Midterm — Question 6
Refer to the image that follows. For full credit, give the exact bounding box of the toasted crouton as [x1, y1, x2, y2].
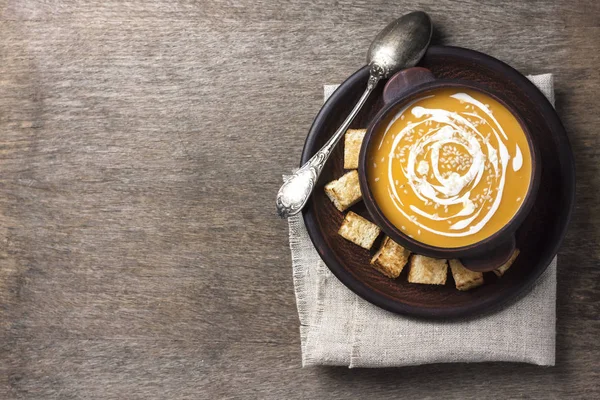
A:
[449, 259, 484, 291]
[344, 129, 366, 169]
[338, 211, 380, 250]
[370, 237, 411, 278]
[324, 170, 362, 211]
[494, 249, 520, 277]
[408, 255, 448, 285]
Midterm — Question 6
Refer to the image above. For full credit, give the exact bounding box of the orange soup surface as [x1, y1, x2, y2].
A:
[367, 88, 532, 248]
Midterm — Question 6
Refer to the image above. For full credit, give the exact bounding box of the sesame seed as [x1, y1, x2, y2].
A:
[418, 229, 421, 235]
[374, 177, 379, 182]
[401, 226, 406, 230]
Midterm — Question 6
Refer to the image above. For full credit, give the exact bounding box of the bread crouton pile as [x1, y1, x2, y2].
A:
[326, 128, 519, 290]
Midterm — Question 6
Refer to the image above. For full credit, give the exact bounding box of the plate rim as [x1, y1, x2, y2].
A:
[300, 45, 575, 319]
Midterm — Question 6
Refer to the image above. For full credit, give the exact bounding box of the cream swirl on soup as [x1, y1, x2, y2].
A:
[368, 88, 532, 248]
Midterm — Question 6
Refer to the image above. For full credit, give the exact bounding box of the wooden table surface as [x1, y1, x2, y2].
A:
[0, 1, 598, 399]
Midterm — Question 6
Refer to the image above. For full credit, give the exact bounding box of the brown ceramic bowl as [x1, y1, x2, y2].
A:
[301, 45, 575, 318]
[358, 71, 541, 272]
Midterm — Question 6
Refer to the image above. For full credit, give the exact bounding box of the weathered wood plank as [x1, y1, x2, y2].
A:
[0, 1, 598, 399]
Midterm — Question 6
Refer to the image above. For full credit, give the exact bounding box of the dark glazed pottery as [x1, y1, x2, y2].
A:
[358, 75, 541, 272]
[301, 46, 575, 319]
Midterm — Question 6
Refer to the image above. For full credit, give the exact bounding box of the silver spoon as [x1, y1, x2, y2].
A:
[276, 11, 433, 218]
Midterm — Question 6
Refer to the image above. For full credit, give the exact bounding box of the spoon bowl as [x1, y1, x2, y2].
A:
[367, 12, 433, 77]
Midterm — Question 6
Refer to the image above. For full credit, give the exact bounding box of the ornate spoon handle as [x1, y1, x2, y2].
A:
[276, 69, 383, 218]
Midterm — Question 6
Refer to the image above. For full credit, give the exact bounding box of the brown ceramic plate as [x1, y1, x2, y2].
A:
[301, 45, 575, 319]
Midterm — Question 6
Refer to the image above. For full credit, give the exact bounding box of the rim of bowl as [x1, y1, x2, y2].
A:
[358, 79, 541, 259]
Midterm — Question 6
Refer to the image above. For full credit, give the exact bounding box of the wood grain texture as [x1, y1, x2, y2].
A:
[0, 0, 597, 399]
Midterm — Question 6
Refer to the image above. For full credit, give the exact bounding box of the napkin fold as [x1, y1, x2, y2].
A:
[288, 74, 556, 368]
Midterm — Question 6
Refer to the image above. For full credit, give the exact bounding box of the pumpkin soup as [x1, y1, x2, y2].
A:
[367, 88, 532, 248]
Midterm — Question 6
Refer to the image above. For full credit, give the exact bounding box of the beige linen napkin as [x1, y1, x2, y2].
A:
[288, 74, 556, 368]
